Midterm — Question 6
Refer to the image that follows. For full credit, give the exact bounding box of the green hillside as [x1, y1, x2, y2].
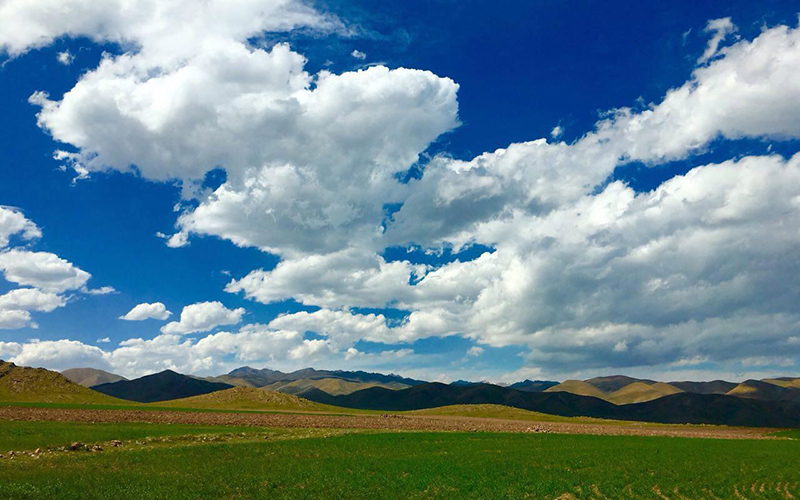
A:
[0, 361, 126, 405]
[265, 377, 410, 396]
[153, 387, 343, 412]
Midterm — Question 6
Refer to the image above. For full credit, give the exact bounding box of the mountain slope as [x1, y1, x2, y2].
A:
[763, 377, 800, 389]
[624, 393, 800, 428]
[264, 377, 410, 396]
[544, 380, 608, 399]
[607, 382, 682, 405]
[93, 370, 233, 403]
[303, 381, 800, 427]
[669, 380, 738, 394]
[305, 382, 626, 419]
[726, 380, 800, 402]
[221, 366, 426, 388]
[585, 375, 655, 393]
[508, 380, 559, 392]
[155, 387, 338, 412]
[61, 368, 127, 387]
[0, 361, 124, 404]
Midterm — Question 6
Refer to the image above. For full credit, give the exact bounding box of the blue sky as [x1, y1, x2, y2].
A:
[1, 1, 799, 382]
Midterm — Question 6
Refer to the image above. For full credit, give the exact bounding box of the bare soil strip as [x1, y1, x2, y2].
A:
[0, 406, 777, 440]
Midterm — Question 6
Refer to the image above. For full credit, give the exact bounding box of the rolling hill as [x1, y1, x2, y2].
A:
[508, 379, 559, 392]
[304, 381, 800, 427]
[0, 361, 124, 404]
[154, 387, 339, 412]
[726, 380, 800, 402]
[305, 382, 627, 419]
[544, 380, 608, 399]
[669, 380, 738, 394]
[585, 375, 655, 392]
[607, 382, 682, 405]
[61, 368, 127, 387]
[218, 366, 426, 388]
[263, 377, 410, 396]
[764, 377, 800, 389]
[93, 370, 233, 403]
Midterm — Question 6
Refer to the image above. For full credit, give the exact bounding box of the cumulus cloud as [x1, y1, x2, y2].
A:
[0, 288, 66, 313]
[467, 346, 484, 357]
[351, 49, 366, 60]
[0, 310, 33, 329]
[7, 4, 800, 378]
[698, 17, 737, 63]
[0, 0, 338, 57]
[161, 301, 245, 335]
[56, 50, 74, 65]
[0, 249, 90, 293]
[0, 206, 40, 248]
[120, 302, 172, 321]
[9, 339, 109, 371]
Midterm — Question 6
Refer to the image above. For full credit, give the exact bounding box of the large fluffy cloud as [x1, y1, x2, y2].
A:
[0, 0, 336, 57]
[6, 4, 800, 378]
[0, 207, 41, 248]
[120, 302, 172, 321]
[161, 301, 245, 335]
[0, 249, 90, 293]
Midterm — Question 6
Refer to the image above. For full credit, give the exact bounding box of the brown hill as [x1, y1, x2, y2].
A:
[0, 361, 125, 404]
[62, 367, 127, 387]
[585, 375, 654, 392]
[607, 381, 682, 405]
[669, 380, 737, 394]
[544, 380, 607, 399]
[203, 374, 256, 387]
[155, 386, 339, 412]
[726, 380, 800, 402]
[264, 377, 410, 396]
[763, 377, 800, 389]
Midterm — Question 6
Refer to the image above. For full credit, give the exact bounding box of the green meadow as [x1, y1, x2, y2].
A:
[0, 421, 798, 499]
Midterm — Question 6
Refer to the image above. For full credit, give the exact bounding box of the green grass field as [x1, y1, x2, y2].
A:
[1, 421, 799, 499]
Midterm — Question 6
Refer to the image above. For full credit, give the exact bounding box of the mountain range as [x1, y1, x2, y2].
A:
[0, 361, 796, 427]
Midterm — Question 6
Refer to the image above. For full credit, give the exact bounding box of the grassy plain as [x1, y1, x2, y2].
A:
[0, 420, 799, 499]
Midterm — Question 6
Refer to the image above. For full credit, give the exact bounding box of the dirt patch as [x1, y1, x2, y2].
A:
[0, 406, 775, 440]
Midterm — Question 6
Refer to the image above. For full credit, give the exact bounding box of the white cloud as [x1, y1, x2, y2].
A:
[550, 125, 563, 139]
[698, 17, 737, 63]
[6, 6, 800, 378]
[467, 346, 484, 357]
[0, 310, 33, 329]
[0, 249, 90, 293]
[96, 337, 110, 344]
[0, 0, 338, 57]
[161, 301, 245, 334]
[0, 288, 66, 313]
[9, 339, 109, 371]
[268, 308, 395, 348]
[83, 286, 117, 295]
[0, 341, 22, 358]
[0, 206, 40, 248]
[351, 49, 366, 60]
[56, 50, 74, 65]
[120, 302, 172, 321]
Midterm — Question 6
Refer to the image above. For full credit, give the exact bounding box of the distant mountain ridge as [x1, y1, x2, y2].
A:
[213, 366, 427, 388]
[302, 381, 800, 427]
[545, 375, 800, 405]
[62, 368, 126, 387]
[93, 370, 233, 403]
[508, 380, 559, 392]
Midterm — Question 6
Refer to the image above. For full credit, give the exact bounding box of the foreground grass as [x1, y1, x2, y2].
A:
[0, 421, 266, 451]
[1, 422, 799, 499]
[408, 403, 652, 426]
